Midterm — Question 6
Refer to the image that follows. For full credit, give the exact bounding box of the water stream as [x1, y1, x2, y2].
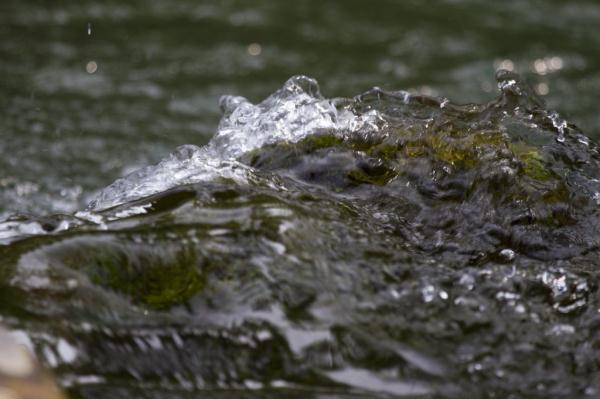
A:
[2, 1, 600, 398]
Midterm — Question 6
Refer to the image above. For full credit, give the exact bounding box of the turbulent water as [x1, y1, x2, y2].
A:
[2, 72, 600, 399]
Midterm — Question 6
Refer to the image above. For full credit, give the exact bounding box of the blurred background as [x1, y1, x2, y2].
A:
[1, 0, 599, 218]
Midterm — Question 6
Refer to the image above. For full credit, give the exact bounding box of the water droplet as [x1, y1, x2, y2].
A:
[244, 380, 263, 390]
[247, 43, 262, 56]
[459, 274, 475, 290]
[533, 59, 547, 75]
[549, 56, 564, 70]
[496, 291, 520, 301]
[422, 284, 436, 303]
[499, 248, 515, 262]
[87, 22, 92, 35]
[468, 362, 483, 373]
[535, 82, 549, 95]
[256, 330, 272, 341]
[533, 56, 564, 75]
[548, 111, 567, 140]
[86, 61, 98, 74]
[548, 324, 575, 335]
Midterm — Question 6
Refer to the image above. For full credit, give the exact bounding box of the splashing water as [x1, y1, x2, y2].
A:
[88, 76, 384, 211]
[2, 71, 600, 399]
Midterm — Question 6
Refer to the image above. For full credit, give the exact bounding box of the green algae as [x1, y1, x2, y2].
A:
[58, 242, 206, 310]
[346, 164, 396, 186]
[242, 130, 567, 204]
[298, 133, 345, 150]
[509, 142, 556, 181]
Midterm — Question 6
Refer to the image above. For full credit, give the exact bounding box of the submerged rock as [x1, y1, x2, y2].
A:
[0, 326, 64, 399]
[90, 70, 600, 262]
[1, 72, 600, 398]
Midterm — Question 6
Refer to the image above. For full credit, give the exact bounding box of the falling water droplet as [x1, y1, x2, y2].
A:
[87, 22, 92, 36]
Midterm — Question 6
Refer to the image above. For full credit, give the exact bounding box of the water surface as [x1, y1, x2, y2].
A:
[1, 2, 600, 399]
[1, 0, 599, 216]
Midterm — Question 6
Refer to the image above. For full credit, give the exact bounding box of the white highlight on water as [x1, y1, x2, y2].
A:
[89, 76, 383, 210]
[57, 339, 78, 363]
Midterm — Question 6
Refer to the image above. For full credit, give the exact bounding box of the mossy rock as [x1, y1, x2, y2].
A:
[58, 242, 206, 310]
[346, 162, 397, 186]
[509, 142, 556, 181]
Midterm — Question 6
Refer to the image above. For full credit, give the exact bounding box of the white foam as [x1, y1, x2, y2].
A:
[88, 76, 383, 211]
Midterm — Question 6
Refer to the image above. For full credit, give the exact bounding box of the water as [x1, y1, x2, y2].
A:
[2, 0, 600, 218]
[2, 1, 600, 398]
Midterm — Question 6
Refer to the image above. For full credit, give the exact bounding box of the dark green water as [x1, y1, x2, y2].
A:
[1, 1, 600, 398]
[2, 0, 600, 217]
